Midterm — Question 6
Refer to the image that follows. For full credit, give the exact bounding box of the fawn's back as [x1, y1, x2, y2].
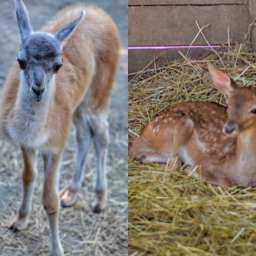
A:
[130, 65, 256, 187]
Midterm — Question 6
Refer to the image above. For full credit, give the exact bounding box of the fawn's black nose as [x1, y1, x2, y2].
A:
[224, 121, 239, 135]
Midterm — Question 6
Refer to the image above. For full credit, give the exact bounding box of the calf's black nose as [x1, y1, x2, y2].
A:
[31, 86, 45, 102]
[35, 80, 42, 88]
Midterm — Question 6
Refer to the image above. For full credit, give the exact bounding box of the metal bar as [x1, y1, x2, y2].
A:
[128, 44, 225, 50]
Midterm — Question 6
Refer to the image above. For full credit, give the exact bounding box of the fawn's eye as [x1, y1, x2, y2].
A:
[53, 63, 62, 73]
[250, 108, 256, 114]
[17, 58, 27, 70]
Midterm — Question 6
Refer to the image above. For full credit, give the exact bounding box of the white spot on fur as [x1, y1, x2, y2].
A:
[223, 142, 233, 153]
[194, 133, 208, 153]
[7, 107, 49, 148]
[153, 125, 160, 134]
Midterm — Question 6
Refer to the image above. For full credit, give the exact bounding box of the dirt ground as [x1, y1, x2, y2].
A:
[0, 1, 127, 255]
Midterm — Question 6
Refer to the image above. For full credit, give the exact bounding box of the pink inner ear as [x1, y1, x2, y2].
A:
[209, 65, 232, 95]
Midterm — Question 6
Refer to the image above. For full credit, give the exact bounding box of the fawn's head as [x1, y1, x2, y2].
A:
[14, 0, 85, 102]
[209, 64, 256, 136]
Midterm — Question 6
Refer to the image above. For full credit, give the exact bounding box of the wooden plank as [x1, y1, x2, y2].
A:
[249, 0, 256, 19]
[248, 0, 256, 50]
[129, 0, 247, 6]
[129, 5, 248, 45]
[128, 4, 249, 72]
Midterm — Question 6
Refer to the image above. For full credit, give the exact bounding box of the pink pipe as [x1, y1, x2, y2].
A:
[128, 44, 224, 50]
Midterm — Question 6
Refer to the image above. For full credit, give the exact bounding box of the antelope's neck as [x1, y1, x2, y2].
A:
[16, 72, 53, 121]
[8, 73, 55, 148]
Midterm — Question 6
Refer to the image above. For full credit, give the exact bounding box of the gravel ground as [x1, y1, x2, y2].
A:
[0, 1, 128, 255]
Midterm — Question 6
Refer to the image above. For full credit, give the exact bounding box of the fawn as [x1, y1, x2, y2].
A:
[0, 0, 120, 255]
[130, 64, 256, 187]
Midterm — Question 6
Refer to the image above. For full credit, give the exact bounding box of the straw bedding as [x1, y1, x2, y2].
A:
[128, 46, 256, 256]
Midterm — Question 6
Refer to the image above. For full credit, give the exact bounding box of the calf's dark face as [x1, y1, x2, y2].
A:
[14, 0, 85, 101]
[17, 33, 63, 101]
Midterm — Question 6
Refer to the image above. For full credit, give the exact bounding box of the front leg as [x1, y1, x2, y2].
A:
[43, 152, 64, 256]
[10, 147, 37, 231]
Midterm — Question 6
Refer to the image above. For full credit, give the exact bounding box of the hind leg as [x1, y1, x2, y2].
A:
[61, 108, 93, 207]
[89, 113, 109, 213]
[133, 118, 194, 166]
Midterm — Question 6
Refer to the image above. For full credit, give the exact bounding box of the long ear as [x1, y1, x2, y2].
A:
[14, 0, 33, 43]
[55, 11, 85, 45]
[208, 64, 234, 96]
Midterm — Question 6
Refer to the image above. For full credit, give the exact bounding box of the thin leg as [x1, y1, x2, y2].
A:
[43, 152, 64, 256]
[90, 114, 109, 213]
[61, 110, 93, 207]
[10, 147, 36, 231]
[138, 152, 173, 164]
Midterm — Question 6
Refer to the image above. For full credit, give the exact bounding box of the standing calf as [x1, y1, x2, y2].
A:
[0, 0, 120, 255]
[131, 64, 256, 187]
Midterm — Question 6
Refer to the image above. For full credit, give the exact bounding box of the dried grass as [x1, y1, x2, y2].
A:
[0, 122, 127, 256]
[128, 45, 256, 255]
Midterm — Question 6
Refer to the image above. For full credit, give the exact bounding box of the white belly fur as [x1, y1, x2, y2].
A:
[7, 109, 48, 148]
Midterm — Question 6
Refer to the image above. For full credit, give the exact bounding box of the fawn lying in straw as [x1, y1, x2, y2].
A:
[0, 0, 120, 255]
[131, 64, 256, 187]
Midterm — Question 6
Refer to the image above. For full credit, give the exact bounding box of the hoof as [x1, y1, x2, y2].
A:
[9, 216, 29, 232]
[60, 200, 71, 208]
[9, 225, 19, 233]
[138, 154, 147, 164]
[51, 248, 64, 256]
[92, 203, 105, 214]
[92, 190, 107, 214]
[60, 187, 78, 208]
[51, 241, 64, 256]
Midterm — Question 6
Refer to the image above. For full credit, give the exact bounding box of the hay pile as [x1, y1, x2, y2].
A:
[0, 124, 127, 256]
[129, 46, 256, 255]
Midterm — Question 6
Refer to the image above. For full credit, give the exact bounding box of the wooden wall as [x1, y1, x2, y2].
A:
[129, 0, 255, 73]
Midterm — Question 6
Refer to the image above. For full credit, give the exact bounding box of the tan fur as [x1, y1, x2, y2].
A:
[22, 147, 36, 187]
[2, 4, 120, 255]
[1, 5, 120, 152]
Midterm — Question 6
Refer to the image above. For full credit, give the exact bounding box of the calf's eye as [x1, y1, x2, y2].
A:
[34, 55, 42, 61]
[53, 63, 62, 73]
[17, 58, 27, 70]
[250, 108, 256, 114]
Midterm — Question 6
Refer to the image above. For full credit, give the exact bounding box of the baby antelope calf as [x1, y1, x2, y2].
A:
[0, 0, 120, 255]
[131, 64, 256, 187]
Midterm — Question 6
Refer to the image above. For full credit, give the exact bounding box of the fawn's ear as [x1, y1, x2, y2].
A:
[14, 0, 33, 44]
[208, 64, 234, 96]
[55, 11, 85, 46]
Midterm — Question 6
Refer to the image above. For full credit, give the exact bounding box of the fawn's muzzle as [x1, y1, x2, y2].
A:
[223, 121, 239, 135]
